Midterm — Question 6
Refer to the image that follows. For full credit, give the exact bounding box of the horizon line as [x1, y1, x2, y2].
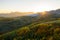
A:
[0, 8, 60, 13]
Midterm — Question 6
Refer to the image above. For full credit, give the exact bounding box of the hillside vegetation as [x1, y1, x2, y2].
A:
[0, 20, 60, 40]
[0, 9, 60, 40]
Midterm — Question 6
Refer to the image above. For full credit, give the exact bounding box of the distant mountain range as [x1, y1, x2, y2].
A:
[0, 12, 35, 17]
[0, 9, 60, 17]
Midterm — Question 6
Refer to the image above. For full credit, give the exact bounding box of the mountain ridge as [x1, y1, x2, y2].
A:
[0, 9, 60, 17]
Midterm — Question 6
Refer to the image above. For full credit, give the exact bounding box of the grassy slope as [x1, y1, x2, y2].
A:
[0, 20, 60, 40]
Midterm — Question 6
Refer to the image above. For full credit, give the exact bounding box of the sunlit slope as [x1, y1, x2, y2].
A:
[0, 20, 60, 40]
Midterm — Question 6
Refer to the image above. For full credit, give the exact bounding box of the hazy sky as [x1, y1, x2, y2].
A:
[0, 0, 60, 13]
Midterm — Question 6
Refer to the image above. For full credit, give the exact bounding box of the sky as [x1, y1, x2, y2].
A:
[0, 0, 60, 13]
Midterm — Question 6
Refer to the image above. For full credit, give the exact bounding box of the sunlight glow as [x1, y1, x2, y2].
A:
[41, 11, 47, 15]
[0, 3, 54, 13]
[0, 0, 60, 13]
[0, 10, 11, 13]
[28, 4, 53, 13]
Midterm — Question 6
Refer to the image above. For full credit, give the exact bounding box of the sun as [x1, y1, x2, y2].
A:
[33, 3, 52, 12]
